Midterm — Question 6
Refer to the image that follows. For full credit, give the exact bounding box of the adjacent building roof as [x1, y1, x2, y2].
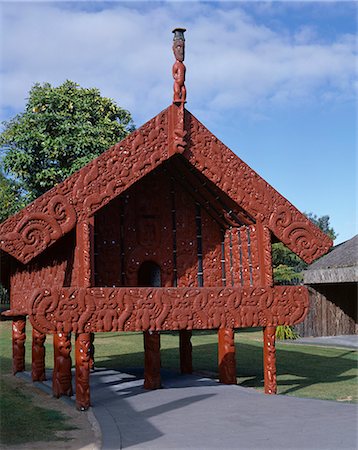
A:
[304, 234, 358, 284]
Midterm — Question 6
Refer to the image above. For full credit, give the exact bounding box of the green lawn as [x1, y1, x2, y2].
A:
[1, 321, 356, 404]
[0, 322, 357, 445]
[0, 321, 76, 446]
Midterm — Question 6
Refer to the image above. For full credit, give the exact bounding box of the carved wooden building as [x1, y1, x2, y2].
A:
[0, 29, 332, 410]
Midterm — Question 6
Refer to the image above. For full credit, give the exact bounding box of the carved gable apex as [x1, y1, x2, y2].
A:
[183, 110, 332, 263]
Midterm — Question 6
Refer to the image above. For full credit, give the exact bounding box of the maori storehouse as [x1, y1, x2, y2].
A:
[0, 29, 332, 410]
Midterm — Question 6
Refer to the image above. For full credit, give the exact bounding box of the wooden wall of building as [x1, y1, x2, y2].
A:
[296, 283, 358, 337]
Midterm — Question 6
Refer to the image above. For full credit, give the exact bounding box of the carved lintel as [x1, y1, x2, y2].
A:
[12, 318, 26, 374]
[27, 286, 310, 334]
[53, 332, 73, 398]
[263, 326, 277, 394]
[143, 331, 161, 389]
[179, 330, 192, 374]
[218, 328, 236, 384]
[32, 328, 46, 382]
[75, 332, 91, 410]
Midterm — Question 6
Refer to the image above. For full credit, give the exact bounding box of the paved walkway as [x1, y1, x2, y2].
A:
[286, 334, 358, 349]
[89, 368, 357, 450]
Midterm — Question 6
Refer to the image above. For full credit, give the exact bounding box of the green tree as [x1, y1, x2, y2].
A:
[0, 80, 134, 207]
[0, 171, 27, 223]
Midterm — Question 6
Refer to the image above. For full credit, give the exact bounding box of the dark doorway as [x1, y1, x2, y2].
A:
[138, 261, 162, 287]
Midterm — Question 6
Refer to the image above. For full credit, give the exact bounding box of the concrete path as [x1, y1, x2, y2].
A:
[89, 368, 358, 450]
[286, 334, 358, 349]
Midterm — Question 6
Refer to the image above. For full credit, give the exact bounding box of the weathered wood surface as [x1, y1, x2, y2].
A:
[295, 284, 357, 337]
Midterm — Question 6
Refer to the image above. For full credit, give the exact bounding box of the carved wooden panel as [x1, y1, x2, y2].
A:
[175, 183, 198, 288]
[185, 111, 332, 263]
[225, 225, 273, 288]
[94, 198, 122, 287]
[123, 169, 174, 287]
[27, 285, 309, 334]
[0, 108, 169, 263]
[10, 232, 74, 313]
[201, 209, 223, 287]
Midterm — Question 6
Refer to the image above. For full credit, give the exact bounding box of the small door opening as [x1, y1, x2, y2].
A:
[138, 261, 162, 287]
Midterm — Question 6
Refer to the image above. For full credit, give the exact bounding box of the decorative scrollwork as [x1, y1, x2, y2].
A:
[27, 286, 309, 335]
[185, 112, 333, 263]
[0, 110, 169, 263]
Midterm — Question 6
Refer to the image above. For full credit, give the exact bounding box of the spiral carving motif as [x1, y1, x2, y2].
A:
[1, 196, 76, 264]
[0, 109, 169, 263]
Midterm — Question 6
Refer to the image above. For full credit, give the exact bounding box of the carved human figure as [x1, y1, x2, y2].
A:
[172, 30, 186, 103]
[263, 326, 277, 394]
[32, 328, 46, 381]
[75, 332, 91, 410]
[12, 318, 26, 374]
[53, 332, 73, 398]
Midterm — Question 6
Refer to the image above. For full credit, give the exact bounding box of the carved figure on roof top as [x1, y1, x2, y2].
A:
[172, 28, 187, 103]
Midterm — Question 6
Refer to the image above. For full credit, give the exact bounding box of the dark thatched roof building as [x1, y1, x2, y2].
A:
[298, 235, 358, 337]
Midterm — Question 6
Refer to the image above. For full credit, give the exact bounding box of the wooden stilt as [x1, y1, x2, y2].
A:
[12, 317, 26, 375]
[89, 332, 95, 370]
[75, 332, 91, 410]
[32, 328, 46, 381]
[53, 332, 73, 397]
[143, 331, 161, 389]
[218, 328, 237, 384]
[179, 330, 193, 374]
[263, 326, 277, 394]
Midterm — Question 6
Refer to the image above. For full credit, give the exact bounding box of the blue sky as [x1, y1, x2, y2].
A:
[0, 1, 356, 244]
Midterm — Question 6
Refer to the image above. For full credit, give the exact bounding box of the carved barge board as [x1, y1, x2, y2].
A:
[26, 286, 309, 335]
[0, 105, 332, 266]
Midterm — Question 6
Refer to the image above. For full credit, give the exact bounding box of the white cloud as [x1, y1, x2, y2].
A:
[0, 2, 356, 125]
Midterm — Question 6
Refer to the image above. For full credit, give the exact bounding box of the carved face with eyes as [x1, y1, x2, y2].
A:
[173, 39, 185, 62]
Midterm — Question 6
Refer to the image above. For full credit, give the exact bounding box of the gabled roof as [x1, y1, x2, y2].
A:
[0, 104, 332, 265]
[304, 234, 358, 284]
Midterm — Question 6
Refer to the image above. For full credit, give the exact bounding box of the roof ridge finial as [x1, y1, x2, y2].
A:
[172, 28, 186, 104]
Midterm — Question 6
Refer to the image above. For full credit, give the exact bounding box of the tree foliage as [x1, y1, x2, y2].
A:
[0, 171, 27, 223]
[0, 80, 134, 205]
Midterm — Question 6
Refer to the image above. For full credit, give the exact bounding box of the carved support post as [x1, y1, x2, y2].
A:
[32, 328, 46, 381]
[179, 330, 192, 374]
[143, 331, 161, 389]
[218, 328, 237, 384]
[75, 219, 94, 405]
[263, 326, 277, 394]
[75, 332, 91, 410]
[89, 332, 95, 370]
[12, 317, 26, 374]
[77, 217, 94, 315]
[53, 332, 73, 398]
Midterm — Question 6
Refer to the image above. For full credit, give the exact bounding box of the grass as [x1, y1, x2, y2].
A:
[0, 321, 76, 446]
[0, 321, 357, 445]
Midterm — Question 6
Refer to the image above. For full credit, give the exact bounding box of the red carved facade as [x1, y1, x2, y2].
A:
[1, 34, 332, 409]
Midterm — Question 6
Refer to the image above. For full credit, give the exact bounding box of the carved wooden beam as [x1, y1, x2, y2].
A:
[27, 286, 309, 335]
